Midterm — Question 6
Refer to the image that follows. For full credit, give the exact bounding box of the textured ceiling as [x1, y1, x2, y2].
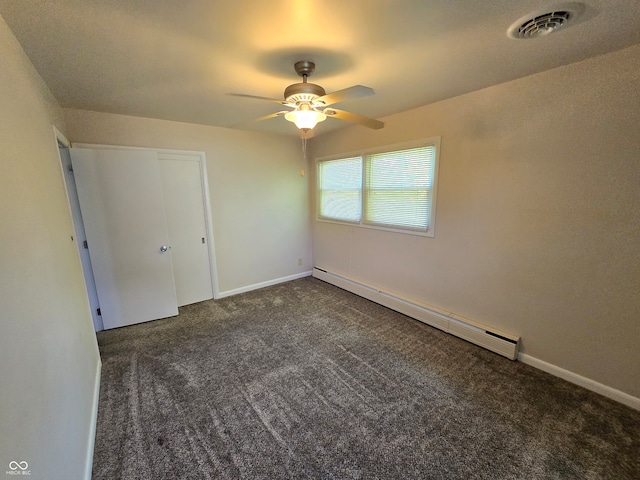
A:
[1, 0, 639, 137]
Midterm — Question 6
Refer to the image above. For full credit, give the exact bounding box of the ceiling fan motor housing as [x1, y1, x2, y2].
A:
[284, 82, 326, 104]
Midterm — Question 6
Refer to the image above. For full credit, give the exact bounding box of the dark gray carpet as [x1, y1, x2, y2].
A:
[92, 277, 640, 479]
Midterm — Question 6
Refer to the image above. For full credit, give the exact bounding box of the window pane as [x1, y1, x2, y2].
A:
[364, 146, 435, 231]
[366, 191, 430, 229]
[318, 157, 362, 222]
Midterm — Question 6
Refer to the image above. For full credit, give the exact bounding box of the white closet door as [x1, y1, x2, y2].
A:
[71, 148, 178, 329]
[159, 153, 214, 306]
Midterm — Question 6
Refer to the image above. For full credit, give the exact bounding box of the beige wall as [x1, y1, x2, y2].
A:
[310, 45, 640, 400]
[0, 16, 101, 479]
[62, 110, 312, 295]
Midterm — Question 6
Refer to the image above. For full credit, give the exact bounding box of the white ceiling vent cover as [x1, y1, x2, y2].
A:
[517, 11, 571, 38]
[508, 3, 586, 39]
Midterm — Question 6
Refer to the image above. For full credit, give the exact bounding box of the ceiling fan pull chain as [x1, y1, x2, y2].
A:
[301, 133, 307, 159]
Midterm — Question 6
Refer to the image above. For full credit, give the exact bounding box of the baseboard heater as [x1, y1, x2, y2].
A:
[312, 268, 520, 360]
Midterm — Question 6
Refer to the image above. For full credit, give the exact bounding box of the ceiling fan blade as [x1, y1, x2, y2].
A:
[314, 85, 375, 107]
[253, 111, 290, 122]
[228, 110, 289, 129]
[323, 108, 384, 130]
[227, 93, 293, 107]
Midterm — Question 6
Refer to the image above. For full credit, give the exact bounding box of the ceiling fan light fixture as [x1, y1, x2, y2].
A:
[285, 107, 326, 130]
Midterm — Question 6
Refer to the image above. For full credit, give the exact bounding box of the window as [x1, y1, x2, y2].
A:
[317, 156, 362, 223]
[316, 139, 439, 236]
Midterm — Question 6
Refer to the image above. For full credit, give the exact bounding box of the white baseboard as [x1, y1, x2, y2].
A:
[84, 359, 102, 480]
[313, 268, 519, 360]
[216, 271, 312, 299]
[518, 353, 640, 411]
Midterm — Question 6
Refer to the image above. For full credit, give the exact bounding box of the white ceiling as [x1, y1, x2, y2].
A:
[1, 0, 639, 137]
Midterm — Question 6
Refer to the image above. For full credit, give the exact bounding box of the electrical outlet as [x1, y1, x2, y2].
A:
[298, 258, 303, 266]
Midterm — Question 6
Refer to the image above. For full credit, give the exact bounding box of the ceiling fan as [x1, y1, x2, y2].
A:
[229, 60, 384, 135]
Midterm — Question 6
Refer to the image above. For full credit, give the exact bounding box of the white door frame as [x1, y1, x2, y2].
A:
[53, 127, 103, 331]
[72, 143, 220, 300]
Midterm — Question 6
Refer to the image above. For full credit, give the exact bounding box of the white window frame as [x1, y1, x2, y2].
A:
[316, 137, 441, 237]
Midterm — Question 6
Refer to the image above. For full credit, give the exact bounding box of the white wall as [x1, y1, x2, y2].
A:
[62, 110, 312, 295]
[310, 45, 640, 401]
[0, 16, 101, 479]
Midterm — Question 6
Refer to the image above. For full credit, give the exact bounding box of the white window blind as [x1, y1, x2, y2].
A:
[316, 139, 439, 236]
[317, 156, 362, 222]
[363, 146, 435, 231]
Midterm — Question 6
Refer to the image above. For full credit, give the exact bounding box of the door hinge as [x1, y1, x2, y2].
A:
[97, 308, 101, 316]
[83, 240, 88, 249]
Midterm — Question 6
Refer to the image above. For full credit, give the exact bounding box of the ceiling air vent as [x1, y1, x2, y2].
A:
[508, 3, 586, 39]
[517, 11, 571, 38]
